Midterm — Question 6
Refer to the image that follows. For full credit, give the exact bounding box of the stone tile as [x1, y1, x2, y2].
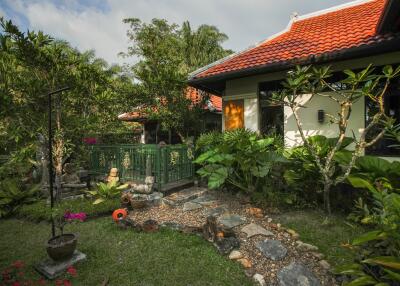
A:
[241, 223, 274, 238]
[35, 250, 86, 279]
[277, 262, 320, 286]
[205, 206, 228, 217]
[256, 239, 287, 261]
[183, 201, 203, 211]
[218, 214, 246, 229]
[192, 195, 218, 206]
[163, 187, 208, 206]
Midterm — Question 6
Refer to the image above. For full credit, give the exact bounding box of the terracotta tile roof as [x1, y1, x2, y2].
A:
[193, 0, 391, 79]
[118, 88, 221, 122]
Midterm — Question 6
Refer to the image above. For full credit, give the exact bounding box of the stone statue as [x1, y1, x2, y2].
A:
[130, 176, 155, 194]
[106, 168, 120, 183]
[61, 163, 80, 184]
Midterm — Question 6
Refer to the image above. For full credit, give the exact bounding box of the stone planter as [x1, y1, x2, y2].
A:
[46, 233, 77, 261]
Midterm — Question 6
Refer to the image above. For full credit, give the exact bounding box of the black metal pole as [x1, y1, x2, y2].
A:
[48, 86, 70, 238]
[48, 92, 55, 237]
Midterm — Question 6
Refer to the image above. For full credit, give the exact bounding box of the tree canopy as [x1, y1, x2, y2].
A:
[122, 18, 232, 139]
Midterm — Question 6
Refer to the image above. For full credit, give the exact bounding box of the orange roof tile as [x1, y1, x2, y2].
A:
[193, 0, 391, 79]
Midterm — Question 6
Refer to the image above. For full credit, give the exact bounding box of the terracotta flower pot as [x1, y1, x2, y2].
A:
[46, 233, 77, 261]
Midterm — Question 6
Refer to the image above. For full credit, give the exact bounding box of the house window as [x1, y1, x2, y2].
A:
[224, 100, 244, 130]
[366, 80, 400, 156]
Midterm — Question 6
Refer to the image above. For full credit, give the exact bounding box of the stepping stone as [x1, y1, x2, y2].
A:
[218, 214, 247, 229]
[192, 195, 217, 206]
[215, 237, 240, 255]
[277, 262, 320, 286]
[205, 206, 228, 217]
[256, 239, 287, 261]
[163, 187, 208, 206]
[183, 201, 203, 211]
[241, 223, 274, 238]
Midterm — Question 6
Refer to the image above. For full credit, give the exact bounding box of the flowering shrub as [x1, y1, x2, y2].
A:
[0, 261, 77, 285]
[53, 211, 87, 236]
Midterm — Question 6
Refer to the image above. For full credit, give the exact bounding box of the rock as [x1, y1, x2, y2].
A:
[241, 223, 274, 238]
[228, 250, 243, 260]
[245, 207, 264, 218]
[142, 219, 159, 233]
[253, 273, 266, 286]
[277, 262, 320, 286]
[181, 225, 203, 235]
[318, 260, 331, 271]
[296, 241, 319, 252]
[237, 258, 252, 268]
[161, 222, 184, 231]
[218, 214, 247, 229]
[256, 239, 288, 261]
[148, 192, 163, 206]
[277, 223, 281, 229]
[163, 187, 208, 206]
[205, 206, 227, 217]
[312, 252, 324, 260]
[191, 195, 217, 206]
[244, 268, 256, 278]
[267, 217, 273, 223]
[183, 201, 203, 211]
[215, 237, 240, 255]
[286, 229, 299, 239]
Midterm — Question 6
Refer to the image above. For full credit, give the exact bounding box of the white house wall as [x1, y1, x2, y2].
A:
[284, 93, 365, 147]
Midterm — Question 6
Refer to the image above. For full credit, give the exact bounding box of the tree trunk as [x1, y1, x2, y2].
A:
[323, 181, 332, 216]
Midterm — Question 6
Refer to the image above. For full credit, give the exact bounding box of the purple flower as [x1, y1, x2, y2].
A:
[64, 212, 87, 222]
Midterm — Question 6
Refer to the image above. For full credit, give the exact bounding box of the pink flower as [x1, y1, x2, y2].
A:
[64, 212, 86, 222]
[63, 280, 72, 286]
[12, 282, 21, 286]
[55, 280, 63, 286]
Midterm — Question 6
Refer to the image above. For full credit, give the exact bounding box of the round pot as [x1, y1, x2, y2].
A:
[46, 233, 77, 261]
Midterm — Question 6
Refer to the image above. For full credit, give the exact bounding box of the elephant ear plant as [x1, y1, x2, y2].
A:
[194, 129, 286, 193]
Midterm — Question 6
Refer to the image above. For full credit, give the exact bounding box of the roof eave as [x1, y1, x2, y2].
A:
[188, 36, 400, 91]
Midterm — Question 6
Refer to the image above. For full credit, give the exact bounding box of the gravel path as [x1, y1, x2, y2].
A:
[128, 188, 338, 286]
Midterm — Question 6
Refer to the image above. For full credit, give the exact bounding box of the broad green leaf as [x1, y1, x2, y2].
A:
[363, 256, 400, 270]
[93, 198, 105, 205]
[347, 176, 376, 192]
[345, 275, 376, 286]
[383, 269, 400, 281]
[352, 230, 386, 245]
[207, 166, 228, 189]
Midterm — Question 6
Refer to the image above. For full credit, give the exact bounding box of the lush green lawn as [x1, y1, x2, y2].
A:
[273, 210, 365, 267]
[0, 218, 253, 286]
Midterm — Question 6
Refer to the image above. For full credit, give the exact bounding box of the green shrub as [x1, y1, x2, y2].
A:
[0, 179, 40, 218]
[335, 158, 400, 284]
[87, 181, 129, 204]
[17, 197, 121, 222]
[194, 129, 286, 193]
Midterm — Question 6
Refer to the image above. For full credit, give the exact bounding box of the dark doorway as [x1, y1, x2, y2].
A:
[259, 81, 284, 136]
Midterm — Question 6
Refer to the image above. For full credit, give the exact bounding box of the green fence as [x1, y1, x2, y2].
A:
[88, 144, 194, 190]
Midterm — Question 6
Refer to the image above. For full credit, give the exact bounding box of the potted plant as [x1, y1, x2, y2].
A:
[46, 210, 86, 261]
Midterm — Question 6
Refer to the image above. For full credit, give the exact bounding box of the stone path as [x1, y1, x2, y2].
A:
[128, 187, 335, 285]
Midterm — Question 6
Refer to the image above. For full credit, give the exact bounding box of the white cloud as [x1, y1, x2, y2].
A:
[3, 0, 351, 66]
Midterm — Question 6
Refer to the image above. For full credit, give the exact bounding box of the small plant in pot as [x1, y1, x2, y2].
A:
[47, 210, 86, 262]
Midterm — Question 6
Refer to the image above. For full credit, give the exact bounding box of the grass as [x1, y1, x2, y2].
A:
[0, 218, 254, 286]
[272, 210, 366, 267]
[16, 198, 120, 222]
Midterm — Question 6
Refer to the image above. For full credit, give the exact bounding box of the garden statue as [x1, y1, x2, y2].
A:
[37, 133, 49, 187]
[61, 163, 80, 184]
[130, 176, 155, 194]
[106, 168, 119, 183]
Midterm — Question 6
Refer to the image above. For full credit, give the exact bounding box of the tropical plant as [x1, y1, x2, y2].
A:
[0, 179, 40, 217]
[87, 181, 129, 205]
[335, 167, 400, 285]
[272, 65, 400, 214]
[194, 129, 286, 192]
[195, 131, 224, 154]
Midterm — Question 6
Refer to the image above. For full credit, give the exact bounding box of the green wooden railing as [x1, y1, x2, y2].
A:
[88, 144, 194, 190]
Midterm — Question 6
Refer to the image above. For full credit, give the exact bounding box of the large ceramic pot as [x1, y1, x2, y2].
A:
[46, 233, 77, 261]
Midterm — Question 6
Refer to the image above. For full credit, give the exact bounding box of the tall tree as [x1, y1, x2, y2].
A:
[122, 18, 232, 140]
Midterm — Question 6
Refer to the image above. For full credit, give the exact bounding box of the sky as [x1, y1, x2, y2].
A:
[0, 0, 353, 66]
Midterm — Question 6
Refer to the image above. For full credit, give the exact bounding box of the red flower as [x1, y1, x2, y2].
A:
[63, 280, 72, 286]
[12, 282, 21, 286]
[12, 260, 24, 269]
[37, 278, 47, 285]
[66, 266, 77, 277]
[55, 280, 63, 286]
